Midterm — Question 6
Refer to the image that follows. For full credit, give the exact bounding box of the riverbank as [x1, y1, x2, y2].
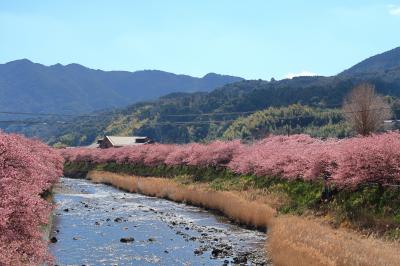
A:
[83, 170, 400, 266]
[41, 190, 55, 242]
[64, 161, 400, 238]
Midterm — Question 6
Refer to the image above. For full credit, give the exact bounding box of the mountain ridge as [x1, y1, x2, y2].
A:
[341, 46, 400, 75]
[4, 59, 240, 79]
[0, 59, 243, 114]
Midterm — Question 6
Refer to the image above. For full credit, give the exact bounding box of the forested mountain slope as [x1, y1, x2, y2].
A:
[341, 47, 400, 75]
[0, 59, 242, 114]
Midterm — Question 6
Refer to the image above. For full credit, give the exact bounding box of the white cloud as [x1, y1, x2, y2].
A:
[285, 70, 318, 79]
[388, 4, 400, 16]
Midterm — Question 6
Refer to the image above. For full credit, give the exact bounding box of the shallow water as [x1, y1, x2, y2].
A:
[50, 178, 269, 265]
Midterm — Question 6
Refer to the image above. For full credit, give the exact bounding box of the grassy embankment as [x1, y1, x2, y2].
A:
[64, 162, 400, 266]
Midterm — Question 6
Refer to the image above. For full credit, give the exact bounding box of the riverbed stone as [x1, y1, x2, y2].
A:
[120, 237, 134, 243]
[114, 217, 123, 223]
[194, 249, 203, 255]
[233, 254, 248, 264]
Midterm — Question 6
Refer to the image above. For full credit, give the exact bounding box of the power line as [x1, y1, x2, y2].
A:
[150, 119, 238, 125]
[0, 106, 396, 126]
[161, 110, 259, 117]
[0, 119, 75, 124]
[0, 103, 346, 118]
[0, 111, 116, 118]
[0, 120, 50, 125]
[0, 109, 266, 118]
[159, 103, 349, 117]
[160, 103, 393, 118]
[0, 102, 389, 119]
[156, 106, 394, 125]
[0, 119, 238, 126]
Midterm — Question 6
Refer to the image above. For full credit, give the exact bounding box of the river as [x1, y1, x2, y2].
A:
[49, 178, 269, 265]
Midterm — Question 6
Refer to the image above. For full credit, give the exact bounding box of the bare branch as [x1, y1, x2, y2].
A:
[343, 83, 391, 136]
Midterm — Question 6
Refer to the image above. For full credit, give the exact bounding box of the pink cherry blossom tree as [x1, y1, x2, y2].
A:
[0, 132, 63, 265]
[61, 131, 400, 190]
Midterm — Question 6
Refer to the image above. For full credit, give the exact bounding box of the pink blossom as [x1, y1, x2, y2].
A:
[332, 132, 400, 188]
[61, 132, 400, 189]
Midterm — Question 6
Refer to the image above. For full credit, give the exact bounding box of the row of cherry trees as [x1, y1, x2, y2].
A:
[61, 131, 400, 189]
[0, 132, 64, 265]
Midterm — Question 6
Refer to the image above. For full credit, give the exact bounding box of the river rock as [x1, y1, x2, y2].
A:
[50, 237, 58, 243]
[120, 237, 134, 243]
[233, 255, 247, 264]
[194, 249, 203, 255]
[114, 217, 123, 223]
[211, 247, 225, 258]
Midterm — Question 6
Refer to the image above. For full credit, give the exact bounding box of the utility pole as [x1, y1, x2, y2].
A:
[286, 118, 291, 136]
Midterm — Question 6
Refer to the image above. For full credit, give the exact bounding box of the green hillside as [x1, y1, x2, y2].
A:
[222, 104, 350, 140]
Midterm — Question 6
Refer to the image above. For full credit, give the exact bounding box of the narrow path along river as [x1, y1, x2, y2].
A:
[50, 178, 270, 265]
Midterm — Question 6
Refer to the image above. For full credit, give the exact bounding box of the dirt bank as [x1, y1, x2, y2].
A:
[87, 171, 400, 266]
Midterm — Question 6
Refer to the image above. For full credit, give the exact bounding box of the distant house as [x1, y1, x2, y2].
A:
[97, 136, 153, 149]
[384, 120, 400, 130]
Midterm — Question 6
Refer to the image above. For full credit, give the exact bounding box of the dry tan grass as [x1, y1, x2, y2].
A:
[87, 171, 400, 266]
[88, 171, 276, 229]
[269, 215, 400, 266]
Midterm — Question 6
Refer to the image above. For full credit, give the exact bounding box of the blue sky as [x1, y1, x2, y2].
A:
[1, 1, 400, 80]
